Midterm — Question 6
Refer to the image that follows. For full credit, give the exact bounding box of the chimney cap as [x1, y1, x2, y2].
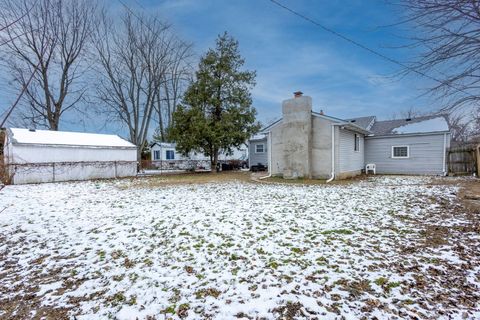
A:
[293, 91, 303, 98]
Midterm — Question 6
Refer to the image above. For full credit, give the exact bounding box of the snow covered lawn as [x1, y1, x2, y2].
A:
[0, 176, 479, 319]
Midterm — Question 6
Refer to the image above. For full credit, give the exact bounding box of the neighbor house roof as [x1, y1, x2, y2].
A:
[369, 115, 449, 136]
[8, 128, 136, 148]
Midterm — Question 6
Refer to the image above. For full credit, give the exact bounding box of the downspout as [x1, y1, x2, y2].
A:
[259, 131, 272, 180]
[326, 125, 336, 183]
[442, 132, 447, 176]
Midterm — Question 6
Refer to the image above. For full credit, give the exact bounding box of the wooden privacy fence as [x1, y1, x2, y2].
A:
[447, 144, 479, 175]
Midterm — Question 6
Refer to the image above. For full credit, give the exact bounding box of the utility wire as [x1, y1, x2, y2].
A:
[268, 0, 472, 97]
[0, 62, 40, 128]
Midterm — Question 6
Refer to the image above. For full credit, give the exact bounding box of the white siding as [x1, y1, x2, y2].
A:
[6, 144, 137, 184]
[338, 129, 364, 173]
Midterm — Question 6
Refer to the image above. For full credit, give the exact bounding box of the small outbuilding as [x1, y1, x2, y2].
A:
[3, 128, 137, 184]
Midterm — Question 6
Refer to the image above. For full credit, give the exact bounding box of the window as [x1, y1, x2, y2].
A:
[255, 144, 265, 153]
[153, 150, 160, 160]
[392, 146, 409, 158]
[354, 134, 360, 152]
[166, 150, 175, 160]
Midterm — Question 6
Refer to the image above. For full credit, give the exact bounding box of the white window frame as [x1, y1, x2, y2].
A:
[354, 134, 360, 152]
[391, 145, 409, 159]
[166, 150, 175, 160]
[255, 143, 265, 153]
[153, 150, 160, 160]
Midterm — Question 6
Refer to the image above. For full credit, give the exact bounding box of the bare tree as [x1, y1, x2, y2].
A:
[400, 0, 480, 112]
[390, 106, 426, 120]
[154, 41, 194, 142]
[446, 113, 473, 142]
[0, 0, 97, 130]
[95, 10, 190, 160]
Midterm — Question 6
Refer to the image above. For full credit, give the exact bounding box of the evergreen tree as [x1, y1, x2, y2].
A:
[168, 32, 260, 171]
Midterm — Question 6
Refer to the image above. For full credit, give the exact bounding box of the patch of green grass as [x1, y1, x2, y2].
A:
[163, 305, 176, 314]
[291, 247, 305, 254]
[256, 248, 266, 255]
[231, 267, 240, 276]
[97, 250, 106, 261]
[374, 277, 388, 286]
[321, 229, 353, 235]
[129, 272, 139, 282]
[316, 256, 329, 265]
[195, 288, 221, 299]
[268, 261, 279, 269]
[112, 274, 125, 282]
[143, 258, 153, 266]
[229, 253, 240, 261]
[385, 281, 401, 292]
[109, 292, 126, 306]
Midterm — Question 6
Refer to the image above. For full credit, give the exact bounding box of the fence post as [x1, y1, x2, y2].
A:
[52, 162, 55, 182]
[114, 161, 117, 178]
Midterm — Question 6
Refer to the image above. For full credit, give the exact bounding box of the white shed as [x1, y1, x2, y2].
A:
[3, 128, 137, 184]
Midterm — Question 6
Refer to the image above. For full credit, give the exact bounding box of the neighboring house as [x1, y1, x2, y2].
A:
[150, 142, 248, 170]
[3, 128, 137, 184]
[150, 142, 188, 161]
[252, 92, 450, 179]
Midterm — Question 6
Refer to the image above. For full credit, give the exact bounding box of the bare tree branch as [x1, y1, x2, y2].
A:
[0, 0, 98, 130]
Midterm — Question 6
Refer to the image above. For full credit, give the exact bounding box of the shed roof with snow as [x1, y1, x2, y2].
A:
[8, 128, 136, 149]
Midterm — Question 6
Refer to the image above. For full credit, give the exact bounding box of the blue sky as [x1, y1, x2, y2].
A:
[1, 0, 436, 133]
[133, 0, 434, 125]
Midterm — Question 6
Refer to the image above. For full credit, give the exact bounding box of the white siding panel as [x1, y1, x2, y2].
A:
[7, 144, 137, 184]
[338, 129, 364, 173]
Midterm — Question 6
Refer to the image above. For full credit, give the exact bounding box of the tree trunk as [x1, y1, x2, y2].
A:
[212, 148, 219, 173]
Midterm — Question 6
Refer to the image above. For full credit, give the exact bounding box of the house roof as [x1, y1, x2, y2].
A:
[261, 111, 371, 134]
[150, 141, 176, 148]
[8, 128, 136, 148]
[369, 115, 449, 136]
[344, 116, 376, 131]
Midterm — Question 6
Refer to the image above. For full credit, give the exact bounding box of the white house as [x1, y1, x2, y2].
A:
[3, 128, 137, 184]
[150, 142, 248, 166]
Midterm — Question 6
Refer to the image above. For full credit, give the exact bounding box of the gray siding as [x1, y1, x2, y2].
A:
[365, 133, 448, 174]
[249, 139, 268, 166]
[338, 129, 364, 173]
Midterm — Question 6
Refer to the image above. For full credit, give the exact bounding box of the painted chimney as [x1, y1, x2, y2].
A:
[319, 109, 324, 115]
[293, 91, 303, 98]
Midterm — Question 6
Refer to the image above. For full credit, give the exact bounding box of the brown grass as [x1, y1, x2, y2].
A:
[119, 171, 253, 189]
